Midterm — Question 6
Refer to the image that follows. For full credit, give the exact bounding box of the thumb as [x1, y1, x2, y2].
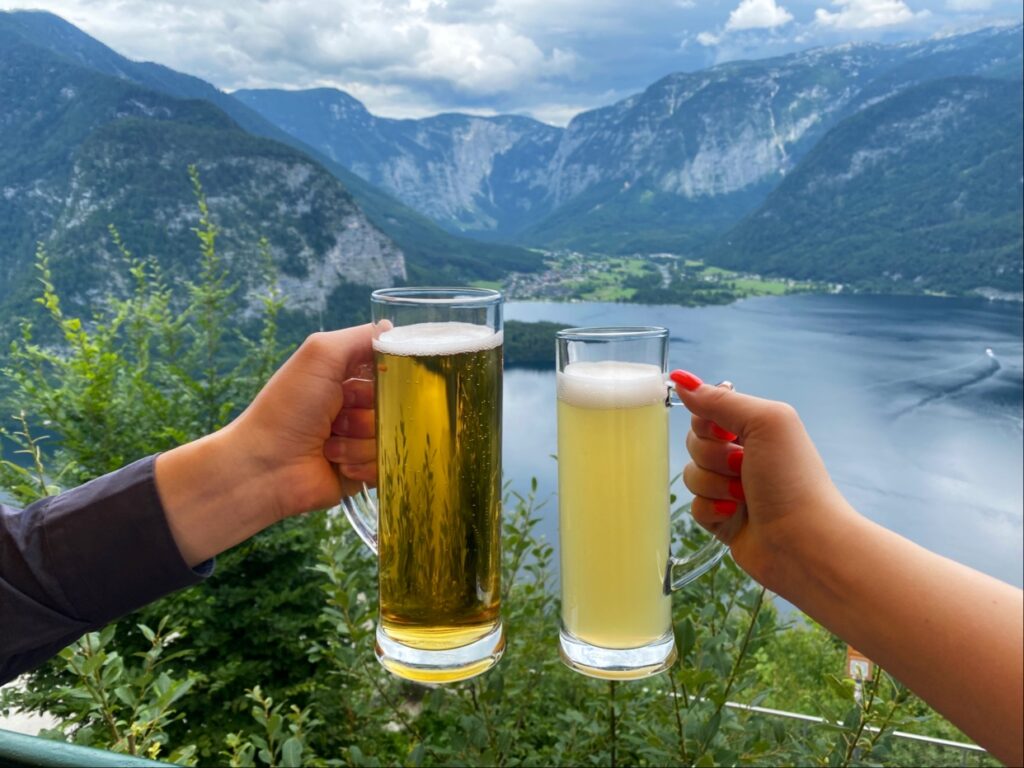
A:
[335, 322, 379, 371]
[301, 323, 379, 384]
[670, 369, 779, 439]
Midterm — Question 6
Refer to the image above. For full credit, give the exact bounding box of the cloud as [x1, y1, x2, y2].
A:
[524, 101, 596, 125]
[1, 0, 1011, 123]
[945, 0, 992, 10]
[814, 0, 931, 29]
[725, 0, 794, 31]
[2, 0, 576, 99]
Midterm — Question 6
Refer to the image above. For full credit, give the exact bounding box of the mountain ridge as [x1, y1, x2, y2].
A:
[0, 9, 542, 283]
[708, 75, 1024, 294]
[3, 9, 1021, 301]
[235, 23, 1022, 260]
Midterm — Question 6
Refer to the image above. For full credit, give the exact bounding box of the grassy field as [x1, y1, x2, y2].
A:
[729, 277, 792, 296]
[570, 256, 645, 301]
[694, 262, 813, 297]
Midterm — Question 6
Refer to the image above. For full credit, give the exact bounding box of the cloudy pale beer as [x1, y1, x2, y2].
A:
[373, 322, 503, 653]
[557, 361, 672, 649]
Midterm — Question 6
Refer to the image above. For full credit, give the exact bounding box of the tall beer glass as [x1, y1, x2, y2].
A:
[556, 327, 728, 680]
[341, 288, 505, 683]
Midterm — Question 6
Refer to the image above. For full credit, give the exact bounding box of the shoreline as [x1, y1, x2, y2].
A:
[481, 251, 1023, 308]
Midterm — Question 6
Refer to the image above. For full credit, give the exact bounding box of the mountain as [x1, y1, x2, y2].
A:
[708, 77, 1023, 294]
[4, 10, 1021, 299]
[0, 10, 542, 282]
[236, 25, 1022, 255]
[0, 16, 404, 327]
[233, 89, 563, 236]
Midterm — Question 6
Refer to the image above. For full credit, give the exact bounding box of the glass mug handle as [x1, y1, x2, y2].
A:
[337, 364, 379, 555]
[340, 486, 378, 555]
[663, 380, 734, 592]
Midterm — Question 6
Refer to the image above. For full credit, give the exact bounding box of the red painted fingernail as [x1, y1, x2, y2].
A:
[713, 499, 738, 516]
[728, 479, 745, 502]
[670, 369, 703, 391]
[711, 422, 738, 441]
[727, 450, 744, 474]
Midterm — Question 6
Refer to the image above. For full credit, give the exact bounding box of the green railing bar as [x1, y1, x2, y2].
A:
[0, 729, 167, 767]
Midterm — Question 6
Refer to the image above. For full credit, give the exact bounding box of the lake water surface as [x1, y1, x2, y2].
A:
[2, 294, 1018, 589]
[503, 294, 1024, 588]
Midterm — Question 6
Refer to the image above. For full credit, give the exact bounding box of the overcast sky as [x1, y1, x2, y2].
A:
[3, 0, 1021, 124]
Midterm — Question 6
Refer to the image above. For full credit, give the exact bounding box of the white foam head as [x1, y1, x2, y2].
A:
[557, 361, 667, 409]
[373, 321, 503, 356]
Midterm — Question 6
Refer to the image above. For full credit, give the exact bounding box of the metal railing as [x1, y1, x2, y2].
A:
[0, 728, 167, 767]
[1, 700, 985, 766]
[721, 700, 987, 754]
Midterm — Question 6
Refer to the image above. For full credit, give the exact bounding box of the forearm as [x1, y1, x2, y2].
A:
[154, 424, 284, 567]
[776, 507, 1023, 765]
[1, 457, 209, 684]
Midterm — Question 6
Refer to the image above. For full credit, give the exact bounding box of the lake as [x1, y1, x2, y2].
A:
[1, 293, 1019, 589]
[503, 294, 1024, 589]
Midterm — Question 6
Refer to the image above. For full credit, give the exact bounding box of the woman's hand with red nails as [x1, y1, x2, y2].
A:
[669, 370, 1024, 766]
[671, 370, 852, 592]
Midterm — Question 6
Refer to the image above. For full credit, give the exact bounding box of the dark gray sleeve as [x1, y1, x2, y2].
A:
[0, 455, 212, 684]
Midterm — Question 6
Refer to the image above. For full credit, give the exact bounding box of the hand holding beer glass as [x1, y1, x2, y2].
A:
[556, 327, 730, 679]
[341, 288, 505, 683]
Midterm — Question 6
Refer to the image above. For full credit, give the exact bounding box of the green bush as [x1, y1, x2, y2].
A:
[0, 174, 993, 766]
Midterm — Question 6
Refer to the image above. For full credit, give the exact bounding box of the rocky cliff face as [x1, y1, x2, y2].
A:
[0, 17, 405, 325]
[1, 8, 539, 292]
[236, 24, 1022, 253]
[233, 88, 562, 235]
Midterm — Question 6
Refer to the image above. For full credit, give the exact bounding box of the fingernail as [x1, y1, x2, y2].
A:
[727, 450, 744, 474]
[670, 369, 702, 391]
[711, 422, 738, 441]
[728, 479, 745, 502]
[338, 414, 350, 434]
[713, 499, 738, 516]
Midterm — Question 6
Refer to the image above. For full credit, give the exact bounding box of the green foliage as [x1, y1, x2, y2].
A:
[223, 687, 321, 768]
[2, 187, 280, 482]
[0, 411, 68, 504]
[626, 262, 740, 308]
[9, 618, 200, 765]
[0, 173, 324, 758]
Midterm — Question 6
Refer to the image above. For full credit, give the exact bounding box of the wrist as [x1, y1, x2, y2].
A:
[753, 489, 866, 601]
[155, 424, 282, 566]
[223, 416, 317, 520]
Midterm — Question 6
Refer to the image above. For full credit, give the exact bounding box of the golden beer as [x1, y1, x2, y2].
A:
[557, 361, 671, 649]
[373, 322, 503, 655]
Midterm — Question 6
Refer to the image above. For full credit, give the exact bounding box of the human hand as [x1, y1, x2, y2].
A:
[670, 369, 855, 592]
[229, 325, 379, 519]
[156, 325, 379, 566]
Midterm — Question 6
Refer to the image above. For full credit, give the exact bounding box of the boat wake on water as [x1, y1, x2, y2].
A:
[886, 348, 1003, 418]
